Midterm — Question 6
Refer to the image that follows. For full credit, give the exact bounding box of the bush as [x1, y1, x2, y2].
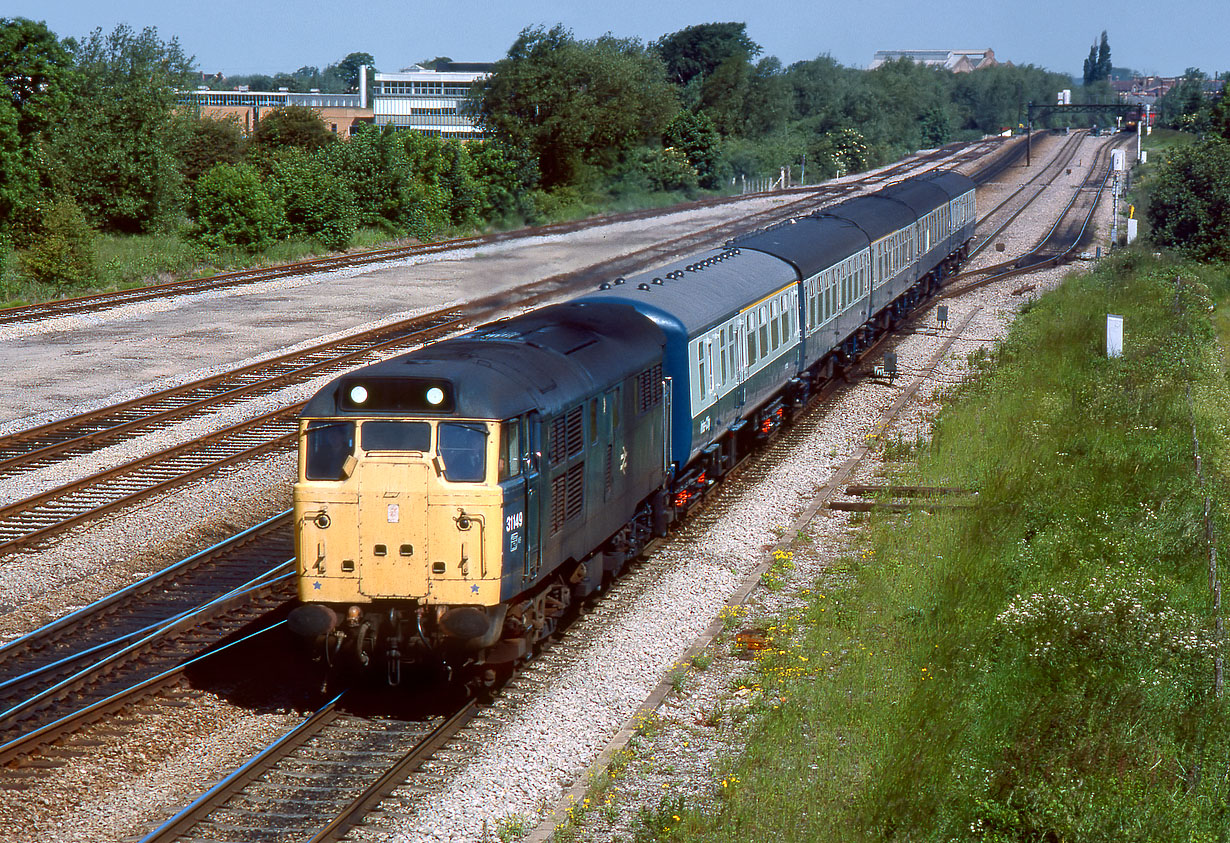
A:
[641, 146, 699, 192]
[1146, 138, 1230, 261]
[17, 198, 97, 292]
[192, 162, 282, 252]
[269, 150, 357, 251]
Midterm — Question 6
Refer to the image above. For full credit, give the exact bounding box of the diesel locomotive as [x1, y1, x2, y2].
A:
[287, 169, 977, 683]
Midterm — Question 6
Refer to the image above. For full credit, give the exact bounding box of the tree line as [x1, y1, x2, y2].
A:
[2, 17, 1079, 294]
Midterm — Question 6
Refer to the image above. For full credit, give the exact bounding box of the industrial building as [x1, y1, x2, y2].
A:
[184, 60, 494, 140]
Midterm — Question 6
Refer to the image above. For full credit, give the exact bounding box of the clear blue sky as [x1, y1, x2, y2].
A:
[10, 0, 1226, 79]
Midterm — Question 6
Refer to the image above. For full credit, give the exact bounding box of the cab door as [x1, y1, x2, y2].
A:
[522, 413, 542, 583]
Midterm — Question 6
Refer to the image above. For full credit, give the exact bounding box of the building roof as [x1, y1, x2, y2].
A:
[870, 49, 999, 72]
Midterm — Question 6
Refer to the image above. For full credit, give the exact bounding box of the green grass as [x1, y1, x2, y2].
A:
[662, 252, 1230, 841]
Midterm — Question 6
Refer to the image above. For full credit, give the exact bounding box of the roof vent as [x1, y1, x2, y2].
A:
[637, 282, 651, 291]
[652, 277, 664, 285]
[686, 264, 698, 272]
[613, 277, 626, 285]
[599, 282, 611, 290]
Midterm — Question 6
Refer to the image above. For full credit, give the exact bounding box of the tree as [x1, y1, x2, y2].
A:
[49, 24, 195, 233]
[180, 117, 245, 185]
[1159, 68, 1210, 130]
[474, 25, 679, 188]
[1146, 139, 1230, 261]
[333, 51, 375, 90]
[269, 150, 357, 250]
[191, 162, 282, 252]
[469, 139, 539, 223]
[652, 22, 760, 88]
[1083, 31, 1112, 85]
[663, 109, 722, 188]
[0, 18, 73, 232]
[249, 105, 337, 162]
[320, 124, 417, 230]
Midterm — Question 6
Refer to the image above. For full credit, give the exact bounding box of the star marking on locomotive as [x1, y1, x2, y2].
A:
[471, 584, 480, 594]
[313, 581, 322, 590]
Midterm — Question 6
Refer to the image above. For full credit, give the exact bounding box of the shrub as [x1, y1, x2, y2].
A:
[191, 162, 282, 252]
[269, 150, 357, 251]
[1146, 138, 1230, 261]
[17, 198, 97, 292]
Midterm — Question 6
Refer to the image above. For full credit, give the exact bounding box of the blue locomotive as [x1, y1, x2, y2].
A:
[287, 170, 976, 681]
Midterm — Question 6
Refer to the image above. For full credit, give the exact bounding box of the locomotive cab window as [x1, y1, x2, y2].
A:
[361, 421, 430, 452]
[499, 419, 521, 480]
[305, 420, 355, 480]
[438, 422, 488, 483]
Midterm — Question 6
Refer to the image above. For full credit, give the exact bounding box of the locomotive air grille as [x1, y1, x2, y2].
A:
[565, 462, 585, 520]
[604, 445, 613, 495]
[637, 364, 663, 413]
[565, 406, 584, 456]
[549, 473, 567, 534]
[548, 415, 567, 464]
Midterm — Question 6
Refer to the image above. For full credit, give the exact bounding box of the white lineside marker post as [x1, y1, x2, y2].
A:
[1107, 314, 1124, 358]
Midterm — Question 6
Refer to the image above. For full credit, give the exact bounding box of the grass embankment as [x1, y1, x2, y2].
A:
[0, 225, 406, 310]
[0, 185, 710, 311]
[676, 254, 1230, 840]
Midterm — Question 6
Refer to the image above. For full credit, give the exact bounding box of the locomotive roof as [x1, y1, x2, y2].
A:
[301, 301, 664, 420]
[730, 216, 869, 280]
[575, 247, 798, 335]
[814, 194, 917, 243]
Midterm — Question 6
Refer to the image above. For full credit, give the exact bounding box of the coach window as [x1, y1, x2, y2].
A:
[696, 342, 708, 399]
[499, 419, 522, 480]
[609, 387, 621, 431]
[305, 420, 355, 481]
[759, 307, 769, 354]
[746, 314, 757, 367]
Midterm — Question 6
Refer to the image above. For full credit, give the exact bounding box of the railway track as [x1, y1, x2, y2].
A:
[0, 514, 294, 766]
[939, 134, 1126, 299]
[138, 695, 476, 843]
[0, 145, 993, 558]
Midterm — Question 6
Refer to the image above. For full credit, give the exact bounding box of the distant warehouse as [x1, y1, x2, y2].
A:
[180, 88, 371, 137]
[182, 60, 494, 140]
[869, 49, 1003, 72]
[372, 61, 494, 139]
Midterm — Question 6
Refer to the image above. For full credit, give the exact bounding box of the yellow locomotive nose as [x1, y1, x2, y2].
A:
[294, 417, 504, 609]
